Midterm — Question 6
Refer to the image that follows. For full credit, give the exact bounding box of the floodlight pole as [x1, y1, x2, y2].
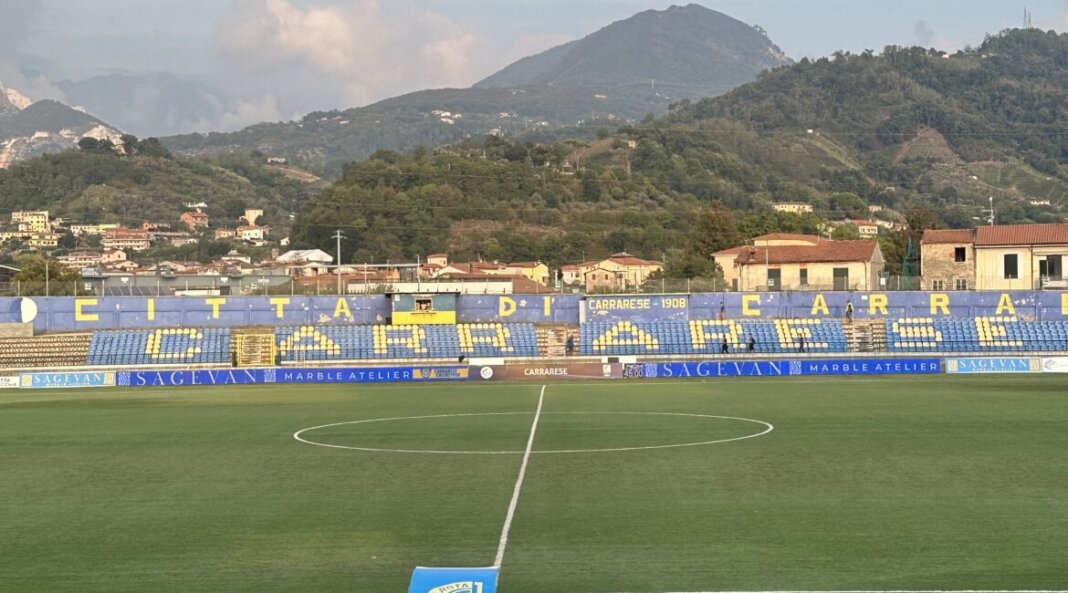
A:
[332, 229, 346, 295]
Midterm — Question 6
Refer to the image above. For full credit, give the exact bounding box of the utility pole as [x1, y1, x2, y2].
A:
[332, 229, 345, 295]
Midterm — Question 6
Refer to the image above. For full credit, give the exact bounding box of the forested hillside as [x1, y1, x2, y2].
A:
[671, 29, 1068, 224]
[9, 29, 1068, 281]
[289, 30, 1068, 273]
[0, 142, 320, 231]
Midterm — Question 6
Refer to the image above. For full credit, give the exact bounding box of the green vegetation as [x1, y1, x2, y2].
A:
[12, 30, 1068, 273]
[2, 376, 1066, 592]
[0, 146, 319, 233]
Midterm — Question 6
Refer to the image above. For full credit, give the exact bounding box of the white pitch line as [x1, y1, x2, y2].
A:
[494, 384, 545, 568]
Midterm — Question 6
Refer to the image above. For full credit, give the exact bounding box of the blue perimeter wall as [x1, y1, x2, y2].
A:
[3, 291, 1067, 332]
[13, 358, 945, 389]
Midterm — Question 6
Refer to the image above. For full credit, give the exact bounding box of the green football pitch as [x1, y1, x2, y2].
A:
[2, 375, 1067, 593]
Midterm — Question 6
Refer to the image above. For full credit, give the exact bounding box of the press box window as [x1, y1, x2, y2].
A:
[416, 298, 433, 311]
[954, 247, 966, 262]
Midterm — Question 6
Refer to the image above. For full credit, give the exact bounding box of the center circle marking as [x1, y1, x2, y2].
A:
[293, 412, 774, 455]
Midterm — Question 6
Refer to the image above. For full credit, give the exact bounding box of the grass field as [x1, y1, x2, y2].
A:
[2, 375, 1067, 592]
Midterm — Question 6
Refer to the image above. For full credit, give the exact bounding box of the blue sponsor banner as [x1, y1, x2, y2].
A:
[946, 357, 1042, 374]
[629, 358, 942, 379]
[116, 366, 469, 388]
[409, 567, 498, 593]
[20, 371, 116, 389]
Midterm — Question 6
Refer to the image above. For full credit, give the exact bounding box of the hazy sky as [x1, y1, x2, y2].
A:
[4, 0, 1068, 132]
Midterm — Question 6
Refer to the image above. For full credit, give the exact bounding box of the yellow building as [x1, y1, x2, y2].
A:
[920, 224, 1068, 290]
[582, 253, 662, 292]
[29, 233, 60, 249]
[715, 235, 883, 291]
[70, 223, 120, 236]
[500, 261, 550, 286]
[771, 203, 813, 214]
[12, 211, 50, 233]
[971, 224, 1068, 290]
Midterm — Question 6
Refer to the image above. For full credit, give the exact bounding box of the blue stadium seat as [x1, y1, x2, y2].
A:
[274, 323, 539, 362]
[885, 317, 1068, 353]
[581, 319, 848, 356]
[87, 328, 232, 366]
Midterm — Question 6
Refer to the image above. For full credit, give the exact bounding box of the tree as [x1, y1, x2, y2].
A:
[78, 137, 116, 155]
[828, 192, 869, 219]
[12, 254, 82, 295]
[691, 200, 741, 256]
[58, 230, 77, 250]
[831, 223, 861, 240]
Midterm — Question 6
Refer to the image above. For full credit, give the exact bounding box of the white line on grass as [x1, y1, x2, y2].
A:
[494, 384, 545, 568]
[292, 411, 773, 455]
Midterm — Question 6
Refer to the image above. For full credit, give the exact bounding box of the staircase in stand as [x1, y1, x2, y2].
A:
[846, 319, 885, 353]
[232, 329, 276, 367]
[536, 324, 577, 357]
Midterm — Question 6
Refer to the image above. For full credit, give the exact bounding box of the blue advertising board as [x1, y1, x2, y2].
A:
[20, 371, 117, 389]
[115, 366, 469, 388]
[409, 567, 498, 593]
[625, 358, 942, 379]
[945, 357, 1042, 374]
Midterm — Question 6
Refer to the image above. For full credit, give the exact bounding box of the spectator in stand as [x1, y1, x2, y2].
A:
[718, 301, 726, 321]
[565, 334, 575, 356]
[846, 300, 854, 323]
[798, 335, 806, 353]
[748, 335, 756, 353]
[721, 337, 729, 354]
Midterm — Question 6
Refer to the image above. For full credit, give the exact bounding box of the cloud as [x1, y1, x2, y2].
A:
[0, 0, 67, 103]
[218, 0, 491, 107]
[0, 0, 40, 54]
[912, 20, 953, 51]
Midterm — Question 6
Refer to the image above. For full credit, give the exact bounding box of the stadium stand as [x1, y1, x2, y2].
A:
[11, 316, 1068, 371]
[274, 323, 539, 362]
[0, 334, 92, 369]
[87, 328, 232, 366]
[887, 317, 1068, 352]
[580, 319, 849, 355]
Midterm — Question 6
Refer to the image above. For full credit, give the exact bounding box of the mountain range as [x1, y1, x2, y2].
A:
[0, 86, 123, 169]
[163, 4, 789, 176]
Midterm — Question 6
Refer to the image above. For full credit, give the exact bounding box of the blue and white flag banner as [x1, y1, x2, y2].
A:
[408, 566, 498, 593]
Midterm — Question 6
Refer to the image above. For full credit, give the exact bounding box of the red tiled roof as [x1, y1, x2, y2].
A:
[713, 245, 749, 256]
[975, 223, 1068, 246]
[923, 229, 975, 244]
[607, 254, 661, 266]
[105, 228, 149, 239]
[734, 240, 878, 265]
[753, 233, 821, 244]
